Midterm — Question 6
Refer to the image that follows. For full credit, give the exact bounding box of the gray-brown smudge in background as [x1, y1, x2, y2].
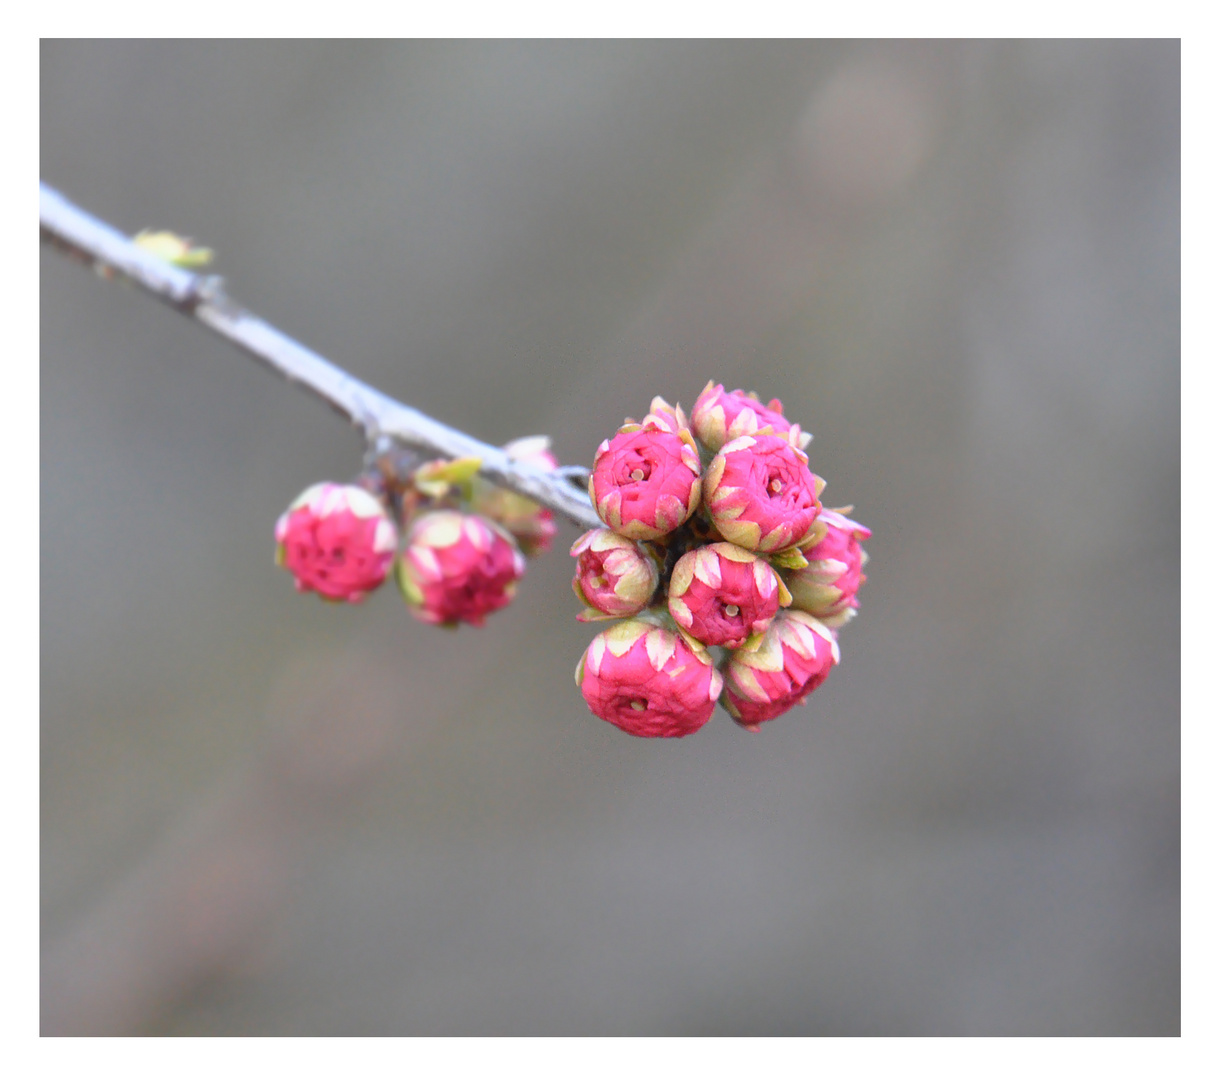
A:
[41, 40, 1178, 1035]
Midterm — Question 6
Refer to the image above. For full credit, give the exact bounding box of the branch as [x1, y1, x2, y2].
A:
[39, 182, 602, 532]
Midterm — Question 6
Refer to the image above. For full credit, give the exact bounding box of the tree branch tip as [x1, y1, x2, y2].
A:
[39, 181, 603, 532]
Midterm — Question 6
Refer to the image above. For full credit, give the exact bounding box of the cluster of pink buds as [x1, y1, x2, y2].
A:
[573, 381, 870, 738]
[275, 437, 556, 628]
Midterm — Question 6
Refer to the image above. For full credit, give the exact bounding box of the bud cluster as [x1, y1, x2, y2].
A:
[573, 381, 870, 738]
[274, 436, 557, 628]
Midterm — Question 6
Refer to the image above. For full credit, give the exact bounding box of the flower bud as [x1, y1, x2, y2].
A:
[667, 542, 785, 649]
[275, 482, 397, 603]
[501, 435, 558, 470]
[787, 509, 872, 627]
[470, 437, 559, 557]
[396, 510, 526, 627]
[639, 396, 690, 437]
[589, 427, 702, 541]
[690, 381, 811, 452]
[703, 434, 824, 553]
[721, 610, 839, 731]
[570, 528, 660, 620]
[576, 618, 723, 738]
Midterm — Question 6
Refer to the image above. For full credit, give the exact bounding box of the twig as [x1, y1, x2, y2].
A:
[39, 182, 602, 531]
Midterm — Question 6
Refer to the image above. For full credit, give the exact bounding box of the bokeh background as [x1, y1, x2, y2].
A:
[41, 40, 1179, 1035]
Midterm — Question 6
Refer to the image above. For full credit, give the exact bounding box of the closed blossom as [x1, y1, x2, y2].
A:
[703, 434, 823, 553]
[576, 618, 722, 738]
[787, 509, 872, 627]
[570, 528, 659, 620]
[667, 542, 785, 649]
[589, 427, 702, 541]
[690, 381, 810, 452]
[397, 511, 525, 627]
[275, 483, 398, 603]
[471, 436, 559, 557]
[721, 610, 839, 731]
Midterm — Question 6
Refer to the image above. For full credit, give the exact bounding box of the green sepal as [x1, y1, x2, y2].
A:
[770, 546, 809, 572]
[394, 555, 424, 606]
[576, 605, 621, 623]
[736, 629, 768, 655]
[414, 456, 483, 500]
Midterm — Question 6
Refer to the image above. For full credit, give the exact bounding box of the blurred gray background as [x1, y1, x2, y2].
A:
[41, 40, 1179, 1035]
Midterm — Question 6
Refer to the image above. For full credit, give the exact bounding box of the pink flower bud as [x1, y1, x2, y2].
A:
[690, 380, 811, 452]
[788, 509, 872, 627]
[588, 427, 702, 541]
[639, 396, 690, 437]
[501, 435, 559, 471]
[274, 482, 398, 603]
[396, 510, 526, 627]
[471, 437, 559, 557]
[703, 434, 824, 553]
[570, 528, 660, 620]
[721, 610, 839, 731]
[667, 542, 785, 649]
[576, 618, 723, 738]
